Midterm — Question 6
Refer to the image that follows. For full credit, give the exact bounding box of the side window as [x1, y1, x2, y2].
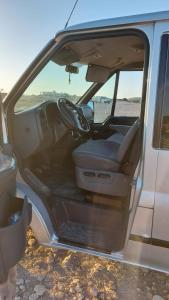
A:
[92, 76, 116, 123]
[115, 71, 143, 117]
[153, 34, 169, 150]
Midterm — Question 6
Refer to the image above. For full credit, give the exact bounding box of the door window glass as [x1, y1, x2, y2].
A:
[153, 34, 169, 150]
[115, 71, 143, 117]
[92, 76, 116, 123]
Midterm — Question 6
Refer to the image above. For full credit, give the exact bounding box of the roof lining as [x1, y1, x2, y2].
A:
[55, 34, 145, 71]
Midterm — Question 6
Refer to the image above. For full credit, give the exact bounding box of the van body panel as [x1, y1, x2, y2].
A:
[153, 150, 169, 241]
[64, 11, 169, 33]
[131, 207, 153, 237]
[2, 11, 169, 272]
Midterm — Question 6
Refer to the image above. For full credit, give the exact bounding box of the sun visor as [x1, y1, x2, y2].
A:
[86, 65, 111, 83]
[52, 47, 79, 66]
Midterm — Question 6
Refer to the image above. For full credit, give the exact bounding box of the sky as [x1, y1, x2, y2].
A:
[1, 0, 169, 96]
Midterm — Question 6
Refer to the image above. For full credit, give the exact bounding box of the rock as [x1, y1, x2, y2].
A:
[15, 297, 21, 300]
[153, 295, 165, 300]
[106, 295, 115, 300]
[34, 284, 46, 296]
[25, 279, 31, 284]
[28, 238, 36, 248]
[19, 285, 25, 291]
[16, 278, 24, 285]
[75, 285, 82, 293]
[69, 287, 74, 293]
[58, 284, 64, 291]
[98, 292, 106, 300]
[77, 294, 84, 300]
[55, 291, 64, 299]
[28, 294, 39, 300]
[89, 287, 98, 297]
[37, 275, 45, 282]
[147, 292, 153, 299]
[46, 256, 54, 264]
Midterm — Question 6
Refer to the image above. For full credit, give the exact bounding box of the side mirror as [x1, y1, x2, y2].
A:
[87, 100, 94, 111]
[87, 100, 94, 122]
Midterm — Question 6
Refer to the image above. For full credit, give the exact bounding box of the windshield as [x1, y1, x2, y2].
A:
[15, 61, 92, 112]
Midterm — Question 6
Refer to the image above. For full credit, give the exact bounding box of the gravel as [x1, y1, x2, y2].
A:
[15, 229, 169, 300]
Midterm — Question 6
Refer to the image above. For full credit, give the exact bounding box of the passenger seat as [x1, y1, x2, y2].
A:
[72, 119, 140, 197]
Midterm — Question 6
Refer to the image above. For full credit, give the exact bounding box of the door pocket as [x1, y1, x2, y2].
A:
[0, 197, 32, 283]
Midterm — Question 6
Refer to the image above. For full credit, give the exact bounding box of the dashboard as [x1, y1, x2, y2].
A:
[13, 100, 94, 159]
[13, 101, 67, 159]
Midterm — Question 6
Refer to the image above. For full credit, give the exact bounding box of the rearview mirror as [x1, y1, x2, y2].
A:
[65, 65, 79, 74]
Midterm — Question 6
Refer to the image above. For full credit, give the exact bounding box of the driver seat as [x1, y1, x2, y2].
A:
[72, 119, 140, 196]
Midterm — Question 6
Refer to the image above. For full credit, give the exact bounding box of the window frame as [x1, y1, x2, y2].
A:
[111, 71, 120, 115]
[5, 28, 149, 142]
[153, 34, 169, 149]
[86, 68, 144, 124]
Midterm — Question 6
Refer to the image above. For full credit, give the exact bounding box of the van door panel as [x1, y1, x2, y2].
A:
[0, 150, 31, 283]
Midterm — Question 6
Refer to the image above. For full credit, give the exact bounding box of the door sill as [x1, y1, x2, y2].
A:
[42, 237, 169, 273]
[43, 237, 124, 260]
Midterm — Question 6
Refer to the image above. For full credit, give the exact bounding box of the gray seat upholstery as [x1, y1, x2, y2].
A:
[72, 119, 140, 196]
[73, 139, 120, 172]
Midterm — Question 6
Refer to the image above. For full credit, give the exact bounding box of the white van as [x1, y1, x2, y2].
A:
[1, 9, 169, 290]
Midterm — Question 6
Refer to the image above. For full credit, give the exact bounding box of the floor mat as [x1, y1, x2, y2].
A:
[58, 221, 112, 252]
[36, 168, 85, 202]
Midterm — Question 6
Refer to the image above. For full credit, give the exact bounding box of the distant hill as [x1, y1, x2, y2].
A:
[15, 91, 141, 111]
[93, 95, 141, 103]
[15, 91, 80, 111]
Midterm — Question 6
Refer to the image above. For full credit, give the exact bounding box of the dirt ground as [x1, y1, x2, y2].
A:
[15, 230, 169, 300]
[94, 102, 141, 122]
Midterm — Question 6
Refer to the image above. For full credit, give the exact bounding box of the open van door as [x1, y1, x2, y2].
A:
[5, 27, 149, 256]
[0, 94, 31, 298]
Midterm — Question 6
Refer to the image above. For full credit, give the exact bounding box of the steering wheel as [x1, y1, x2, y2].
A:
[57, 98, 90, 133]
